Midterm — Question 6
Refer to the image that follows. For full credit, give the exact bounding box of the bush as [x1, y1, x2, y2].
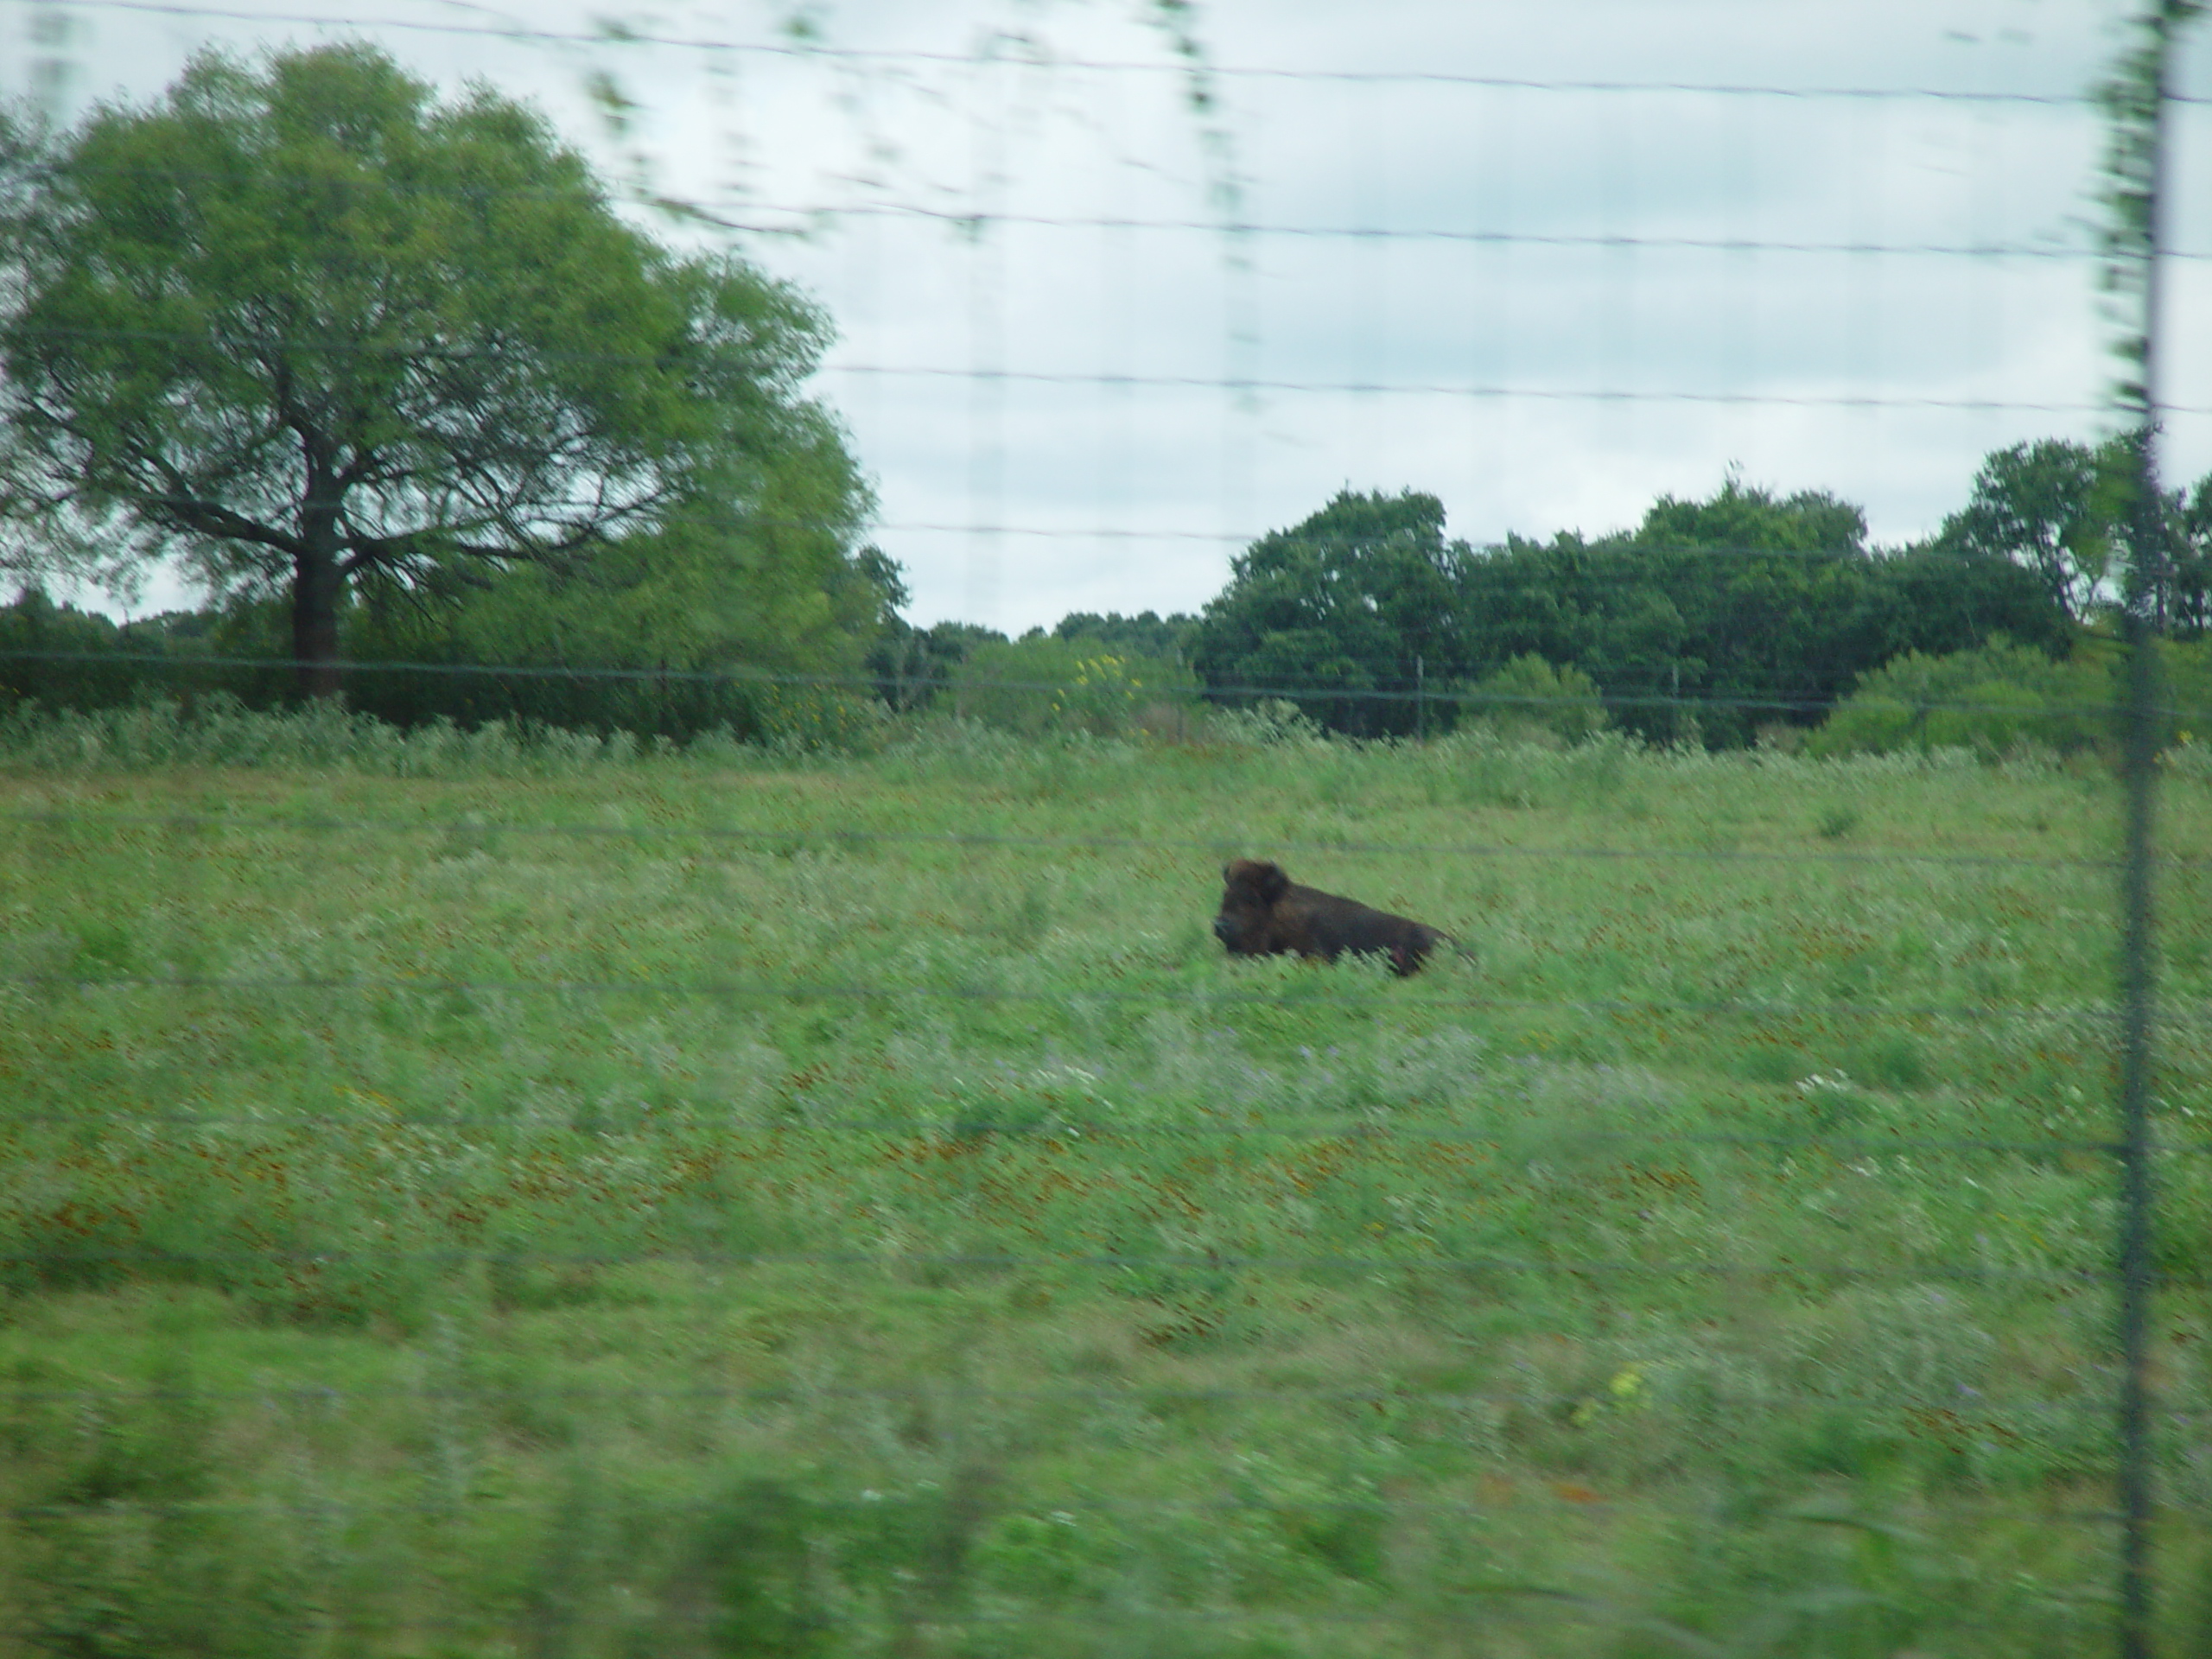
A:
[0, 571, 896, 751]
[1205, 696, 1327, 747]
[1815, 635, 2212, 759]
[0, 694, 746, 777]
[3, 1371, 315, 1658]
[1810, 639, 2112, 758]
[1461, 655, 1611, 743]
[2164, 635, 2212, 744]
[0, 591, 224, 714]
[948, 636, 1198, 738]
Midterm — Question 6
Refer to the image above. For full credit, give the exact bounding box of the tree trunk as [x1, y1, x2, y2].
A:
[293, 458, 346, 702]
[292, 543, 344, 701]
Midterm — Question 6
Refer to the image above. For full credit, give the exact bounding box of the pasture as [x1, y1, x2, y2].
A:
[3, 706, 2209, 1656]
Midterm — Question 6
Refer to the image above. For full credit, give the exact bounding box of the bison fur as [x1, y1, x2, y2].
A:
[1212, 858, 1453, 976]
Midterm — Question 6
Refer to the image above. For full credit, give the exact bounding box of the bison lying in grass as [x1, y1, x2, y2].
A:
[1212, 858, 1453, 976]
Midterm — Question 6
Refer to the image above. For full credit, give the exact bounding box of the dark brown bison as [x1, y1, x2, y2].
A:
[1212, 858, 1454, 976]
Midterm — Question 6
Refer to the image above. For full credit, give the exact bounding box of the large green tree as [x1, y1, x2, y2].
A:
[1931, 435, 2212, 637]
[1192, 489, 1473, 736]
[2175, 474, 2212, 638]
[0, 43, 869, 697]
[1934, 437, 2134, 624]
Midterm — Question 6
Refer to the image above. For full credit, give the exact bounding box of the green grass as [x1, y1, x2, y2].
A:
[2, 711, 2209, 1656]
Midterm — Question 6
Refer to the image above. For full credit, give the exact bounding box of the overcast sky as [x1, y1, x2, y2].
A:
[9, 0, 2211, 631]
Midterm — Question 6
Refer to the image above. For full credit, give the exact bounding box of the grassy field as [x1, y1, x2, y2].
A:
[2, 703, 2209, 1656]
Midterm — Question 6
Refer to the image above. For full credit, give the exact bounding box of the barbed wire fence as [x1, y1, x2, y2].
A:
[0, 3, 2207, 1654]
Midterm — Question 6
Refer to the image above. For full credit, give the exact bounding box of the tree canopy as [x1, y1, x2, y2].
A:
[1460, 479, 2069, 744]
[1053, 609, 1199, 665]
[1934, 438, 2132, 623]
[1935, 435, 2212, 636]
[1192, 489, 1475, 736]
[0, 42, 874, 696]
[1192, 478, 2072, 744]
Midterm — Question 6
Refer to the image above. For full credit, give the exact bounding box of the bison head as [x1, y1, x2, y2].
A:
[1214, 858, 1290, 955]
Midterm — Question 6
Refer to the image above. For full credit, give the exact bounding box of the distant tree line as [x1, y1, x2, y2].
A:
[1186, 435, 2212, 745]
[1186, 478, 2056, 745]
[838, 434, 2209, 747]
[8, 432, 2204, 749]
[862, 610, 1199, 714]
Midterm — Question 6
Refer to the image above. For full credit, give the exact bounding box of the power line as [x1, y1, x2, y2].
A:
[0, 494, 2174, 567]
[28, 0, 2155, 105]
[0, 808, 2135, 873]
[3, 156, 2158, 262]
[3, 1105, 2163, 1160]
[0, 1377, 2147, 1420]
[791, 208, 2194, 263]
[8, 968, 2190, 1035]
[8, 322, 2178, 416]
[0, 1489, 2129, 1529]
[828, 364, 2154, 415]
[0, 1240, 2122, 1287]
[0, 648, 2173, 723]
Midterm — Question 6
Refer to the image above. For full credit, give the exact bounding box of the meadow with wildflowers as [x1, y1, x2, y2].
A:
[2, 704, 2209, 1656]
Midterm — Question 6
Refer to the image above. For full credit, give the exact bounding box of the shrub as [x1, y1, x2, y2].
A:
[1461, 655, 1611, 743]
[1815, 635, 2212, 759]
[1205, 696, 1328, 747]
[4, 1372, 315, 1658]
[948, 636, 1198, 738]
[1809, 639, 2111, 758]
[0, 591, 226, 714]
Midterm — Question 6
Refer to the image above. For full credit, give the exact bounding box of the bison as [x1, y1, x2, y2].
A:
[1212, 858, 1454, 976]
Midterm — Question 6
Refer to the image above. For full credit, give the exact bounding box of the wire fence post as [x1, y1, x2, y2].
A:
[2102, 7, 2194, 1654]
[2116, 460, 2164, 1659]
